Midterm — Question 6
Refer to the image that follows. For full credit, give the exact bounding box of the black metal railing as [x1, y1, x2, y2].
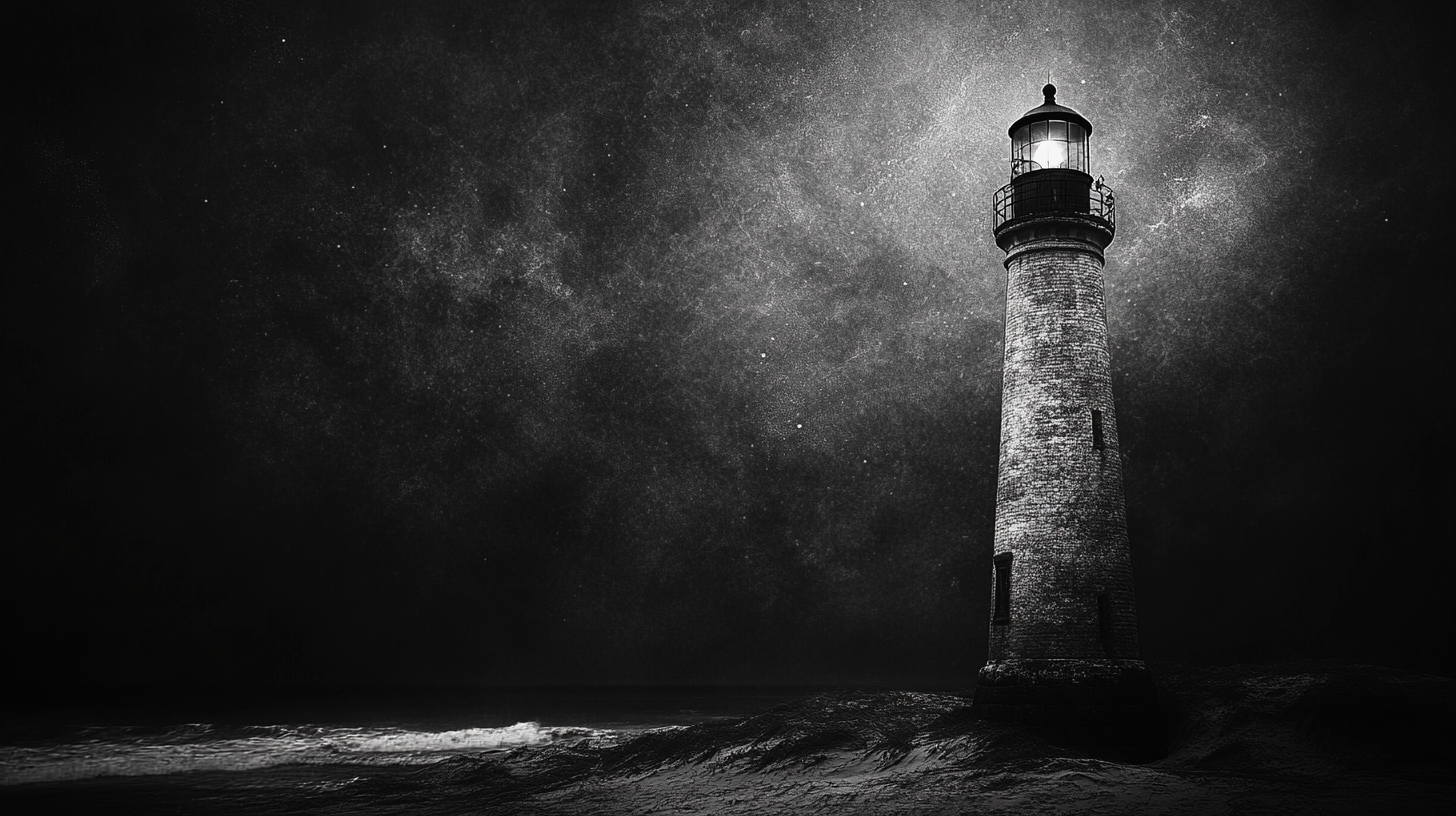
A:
[993, 175, 1115, 232]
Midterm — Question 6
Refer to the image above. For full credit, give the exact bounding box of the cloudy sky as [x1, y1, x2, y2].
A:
[11, 0, 1448, 688]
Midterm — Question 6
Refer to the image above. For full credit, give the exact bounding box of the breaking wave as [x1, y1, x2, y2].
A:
[0, 721, 623, 785]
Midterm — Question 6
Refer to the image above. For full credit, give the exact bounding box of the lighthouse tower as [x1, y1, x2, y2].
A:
[973, 86, 1156, 728]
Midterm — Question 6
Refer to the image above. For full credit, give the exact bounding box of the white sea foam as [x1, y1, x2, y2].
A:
[0, 721, 619, 785]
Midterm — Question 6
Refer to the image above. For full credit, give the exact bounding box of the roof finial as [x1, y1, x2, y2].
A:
[1043, 83, 1057, 104]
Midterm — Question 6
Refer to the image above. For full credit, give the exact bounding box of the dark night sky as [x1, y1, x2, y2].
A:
[9, 0, 1451, 689]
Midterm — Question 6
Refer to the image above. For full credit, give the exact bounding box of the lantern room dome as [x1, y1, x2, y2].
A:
[1008, 84, 1091, 137]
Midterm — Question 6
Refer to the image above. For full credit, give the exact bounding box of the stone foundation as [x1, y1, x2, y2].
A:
[973, 659, 1162, 759]
[974, 658, 1156, 707]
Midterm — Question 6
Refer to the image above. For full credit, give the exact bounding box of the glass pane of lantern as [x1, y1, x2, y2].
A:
[1069, 140, 1083, 172]
[1050, 120, 1067, 141]
[1068, 122, 1084, 145]
[1030, 121, 1047, 143]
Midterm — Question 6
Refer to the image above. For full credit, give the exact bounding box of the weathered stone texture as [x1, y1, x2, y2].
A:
[987, 237, 1141, 664]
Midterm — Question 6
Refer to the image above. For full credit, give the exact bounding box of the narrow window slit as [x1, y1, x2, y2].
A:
[993, 553, 1012, 625]
[1091, 408, 1104, 450]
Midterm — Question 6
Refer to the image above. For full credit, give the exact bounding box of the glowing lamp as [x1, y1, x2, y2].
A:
[1030, 139, 1066, 172]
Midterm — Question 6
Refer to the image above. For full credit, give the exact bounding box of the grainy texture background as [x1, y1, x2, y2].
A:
[9, 0, 1450, 688]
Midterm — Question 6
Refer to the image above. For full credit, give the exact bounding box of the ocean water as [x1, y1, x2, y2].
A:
[0, 687, 804, 789]
[5, 667, 1452, 815]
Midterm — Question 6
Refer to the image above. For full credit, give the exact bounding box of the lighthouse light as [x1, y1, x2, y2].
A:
[1031, 139, 1066, 170]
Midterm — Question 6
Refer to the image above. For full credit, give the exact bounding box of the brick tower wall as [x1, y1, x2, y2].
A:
[989, 239, 1141, 662]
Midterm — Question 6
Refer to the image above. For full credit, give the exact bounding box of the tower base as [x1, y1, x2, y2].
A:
[973, 659, 1162, 760]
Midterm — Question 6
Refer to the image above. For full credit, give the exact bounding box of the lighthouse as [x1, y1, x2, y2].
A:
[973, 85, 1156, 731]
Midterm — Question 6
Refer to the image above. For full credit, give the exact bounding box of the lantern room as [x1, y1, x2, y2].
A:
[992, 84, 1115, 247]
[1009, 84, 1092, 177]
